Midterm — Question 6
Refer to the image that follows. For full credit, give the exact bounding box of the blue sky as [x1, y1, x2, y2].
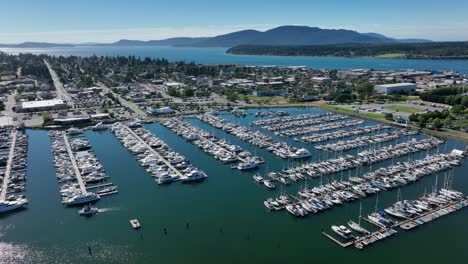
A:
[1, 0, 467, 43]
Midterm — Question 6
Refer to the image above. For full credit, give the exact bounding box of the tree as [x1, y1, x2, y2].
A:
[182, 87, 194, 97]
[384, 113, 394, 120]
[433, 118, 442, 130]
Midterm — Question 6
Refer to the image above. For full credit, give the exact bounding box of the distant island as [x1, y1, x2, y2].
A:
[226, 42, 468, 59]
[0, 25, 432, 49]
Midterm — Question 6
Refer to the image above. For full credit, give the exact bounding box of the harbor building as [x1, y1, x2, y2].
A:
[373, 83, 416, 95]
[15, 98, 66, 112]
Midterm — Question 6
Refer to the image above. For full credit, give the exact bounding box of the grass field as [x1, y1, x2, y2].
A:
[384, 105, 422, 113]
[375, 53, 407, 58]
[321, 105, 388, 119]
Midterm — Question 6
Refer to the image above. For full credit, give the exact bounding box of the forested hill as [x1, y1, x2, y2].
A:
[226, 42, 468, 59]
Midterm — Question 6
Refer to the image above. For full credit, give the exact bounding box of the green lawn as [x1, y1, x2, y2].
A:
[384, 105, 422, 113]
[321, 105, 388, 119]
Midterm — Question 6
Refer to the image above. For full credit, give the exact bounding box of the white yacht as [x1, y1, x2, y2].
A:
[331, 225, 352, 239]
[156, 174, 179, 184]
[289, 148, 312, 159]
[66, 127, 82, 135]
[263, 180, 276, 189]
[253, 174, 264, 183]
[64, 193, 100, 205]
[237, 160, 258, 170]
[0, 199, 28, 213]
[92, 123, 108, 131]
[180, 170, 208, 182]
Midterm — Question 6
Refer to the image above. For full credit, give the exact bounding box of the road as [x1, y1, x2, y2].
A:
[99, 82, 146, 118]
[44, 60, 74, 107]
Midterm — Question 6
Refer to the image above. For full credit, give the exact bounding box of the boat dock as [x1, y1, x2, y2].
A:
[124, 125, 184, 178]
[323, 197, 468, 250]
[0, 129, 17, 201]
[62, 131, 87, 194]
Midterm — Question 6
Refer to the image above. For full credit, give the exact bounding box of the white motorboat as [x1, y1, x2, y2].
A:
[289, 148, 312, 159]
[156, 174, 179, 184]
[79, 205, 98, 216]
[92, 123, 108, 131]
[0, 199, 28, 213]
[253, 174, 264, 183]
[331, 225, 352, 239]
[180, 170, 208, 182]
[64, 193, 100, 205]
[130, 219, 141, 229]
[237, 160, 258, 170]
[263, 180, 276, 189]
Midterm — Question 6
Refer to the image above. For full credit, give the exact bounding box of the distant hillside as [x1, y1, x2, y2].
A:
[362, 33, 432, 43]
[0, 42, 74, 48]
[0, 26, 435, 49]
[227, 42, 468, 59]
[179, 26, 388, 47]
[102, 37, 209, 46]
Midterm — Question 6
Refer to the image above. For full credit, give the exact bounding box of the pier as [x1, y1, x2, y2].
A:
[62, 131, 87, 194]
[124, 125, 184, 178]
[0, 129, 17, 201]
[323, 196, 468, 250]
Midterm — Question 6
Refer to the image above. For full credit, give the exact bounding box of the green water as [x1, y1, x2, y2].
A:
[1, 107, 467, 263]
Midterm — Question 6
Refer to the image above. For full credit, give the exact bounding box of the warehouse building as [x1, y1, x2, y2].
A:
[16, 99, 67, 112]
[373, 83, 416, 95]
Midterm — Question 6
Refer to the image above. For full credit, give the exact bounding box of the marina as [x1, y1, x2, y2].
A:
[49, 130, 117, 205]
[263, 151, 464, 216]
[197, 113, 311, 159]
[323, 189, 468, 250]
[160, 118, 263, 170]
[315, 129, 418, 152]
[110, 122, 207, 184]
[275, 119, 365, 137]
[256, 114, 348, 132]
[0, 128, 28, 213]
[0, 107, 467, 263]
[298, 125, 392, 143]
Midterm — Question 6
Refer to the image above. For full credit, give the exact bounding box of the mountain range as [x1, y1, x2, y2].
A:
[0, 25, 432, 48]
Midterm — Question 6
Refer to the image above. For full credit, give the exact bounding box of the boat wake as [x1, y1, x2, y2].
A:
[97, 207, 120, 213]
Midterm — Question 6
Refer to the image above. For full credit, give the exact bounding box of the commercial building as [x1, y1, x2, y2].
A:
[373, 83, 416, 95]
[16, 99, 66, 112]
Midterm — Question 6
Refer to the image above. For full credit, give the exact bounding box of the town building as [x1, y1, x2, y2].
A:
[373, 83, 416, 95]
[16, 98, 66, 112]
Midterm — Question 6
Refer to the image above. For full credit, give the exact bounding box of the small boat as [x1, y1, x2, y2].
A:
[92, 122, 108, 131]
[130, 219, 141, 229]
[263, 180, 276, 189]
[331, 225, 352, 239]
[79, 205, 98, 216]
[253, 174, 264, 183]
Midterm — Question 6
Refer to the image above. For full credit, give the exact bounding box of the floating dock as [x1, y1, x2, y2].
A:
[323, 197, 468, 250]
[62, 131, 87, 194]
[124, 125, 184, 178]
[0, 129, 17, 201]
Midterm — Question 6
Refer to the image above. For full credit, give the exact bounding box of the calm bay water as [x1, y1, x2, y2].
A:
[0, 107, 467, 263]
[1, 46, 468, 74]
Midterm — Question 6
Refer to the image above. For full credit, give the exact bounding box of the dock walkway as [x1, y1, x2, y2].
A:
[124, 126, 184, 178]
[0, 129, 17, 201]
[62, 132, 87, 194]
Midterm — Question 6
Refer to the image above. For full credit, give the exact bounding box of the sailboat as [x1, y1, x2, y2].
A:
[348, 202, 370, 234]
